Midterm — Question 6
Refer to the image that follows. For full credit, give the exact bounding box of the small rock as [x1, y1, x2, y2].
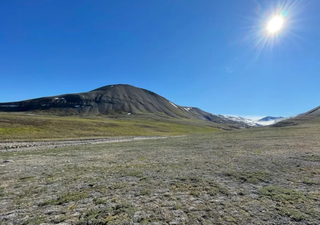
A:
[3, 160, 14, 163]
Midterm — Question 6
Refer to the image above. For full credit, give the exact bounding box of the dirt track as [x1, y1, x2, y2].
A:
[0, 136, 169, 152]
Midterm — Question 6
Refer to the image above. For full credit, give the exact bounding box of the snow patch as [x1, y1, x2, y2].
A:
[217, 115, 260, 127]
[217, 114, 289, 126]
[184, 107, 192, 112]
[256, 117, 286, 126]
[169, 101, 178, 108]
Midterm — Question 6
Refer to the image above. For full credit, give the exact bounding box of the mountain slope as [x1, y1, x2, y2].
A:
[303, 105, 320, 117]
[273, 106, 320, 127]
[0, 84, 248, 128]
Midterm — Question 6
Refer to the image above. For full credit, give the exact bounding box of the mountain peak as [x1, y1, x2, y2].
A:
[0, 84, 248, 128]
[258, 116, 284, 122]
[91, 84, 134, 92]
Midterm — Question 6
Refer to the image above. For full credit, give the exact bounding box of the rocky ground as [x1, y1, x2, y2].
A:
[0, 123, 320, 224]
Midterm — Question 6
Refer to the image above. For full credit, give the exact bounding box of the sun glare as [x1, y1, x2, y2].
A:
[242, 0, 306, 61]
[267, 16, 284, 33]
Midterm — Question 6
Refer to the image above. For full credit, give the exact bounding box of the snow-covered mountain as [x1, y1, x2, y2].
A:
[216, 115, 289, 127]
[257, 117, 286, 126]
[258, 116, 284, 122]
[217, 115, 261, 127]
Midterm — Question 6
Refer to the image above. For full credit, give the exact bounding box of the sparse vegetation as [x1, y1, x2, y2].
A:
[1, 119, 320, 224]
[110, 182, 128, 190]
[302, 154, 320, 162]
[277, 207, 308, 221]
[93, 197, 108, 205]
[138, 187, 152, 196]
[40, 191, 88, 206]
[170, 178, 229, 197]
[225, 170, 272, 183]
[258, 185, 320, 221]
[77, 202, 136, 225]
[259, 185, 305, 203]
[21, 216, 45, 225]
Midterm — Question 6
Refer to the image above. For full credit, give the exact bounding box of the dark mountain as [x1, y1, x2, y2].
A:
[258, 116, 284, 122]
[273, 106, 320, 127]
[0, 84, 249, 128]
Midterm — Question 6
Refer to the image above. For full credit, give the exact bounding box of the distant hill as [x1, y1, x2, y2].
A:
[255, 116, 286, 126]
[273, 106, 320, 127]
[258, 116, 284, 122]
[0, 84, 249, 128]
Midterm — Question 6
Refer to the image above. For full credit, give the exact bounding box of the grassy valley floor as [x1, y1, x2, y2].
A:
[0, 118, 320, 224]
[0, 113, 224, 141]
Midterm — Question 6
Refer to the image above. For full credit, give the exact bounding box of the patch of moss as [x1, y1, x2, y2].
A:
[225, 171, 272, 184]
[93, 198, 108, 205]
[40, 191, 88, 206]
[138, 188, 151, 196]
[302, 179, 318, 185]
[110, 182, 128, 190]
[170, 178, 229, 196]
[125, 170, 144, 178]
[307, 192, 320, 201]
[77, 202, 136, 225]
[302, 155, 320, 162]
[259, 185, 310, 221]
[22, 216, 45, 225]
[19, 176, 35, 181]
[259, 185, 305, 203]
[0, 187, 4, 197]
[0, 127, 41, 135]
[277, 206, 308, 221]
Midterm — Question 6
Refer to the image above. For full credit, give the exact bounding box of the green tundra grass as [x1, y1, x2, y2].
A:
[0, 113, 226, 141]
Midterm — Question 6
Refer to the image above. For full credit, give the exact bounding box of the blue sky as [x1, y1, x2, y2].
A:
[1, 0, 319, 118]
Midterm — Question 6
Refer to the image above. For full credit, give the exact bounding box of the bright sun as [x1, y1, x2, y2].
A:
[267, 16, 284, 33]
